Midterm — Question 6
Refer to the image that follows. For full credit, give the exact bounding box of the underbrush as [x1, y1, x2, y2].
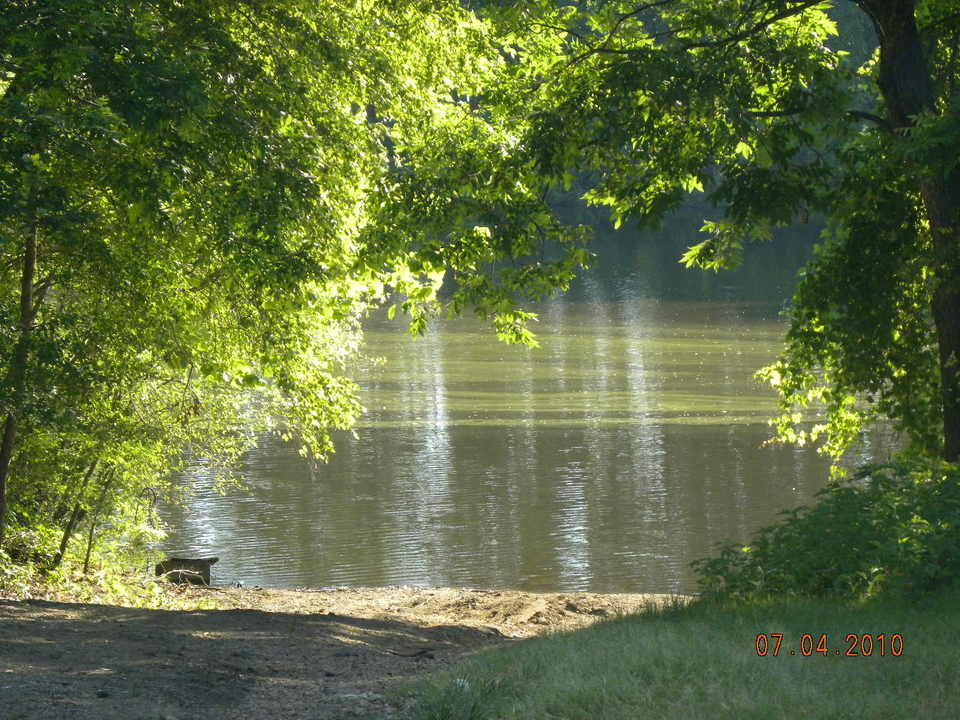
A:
[0, 558, 226, 610]
[693, 460, 960, 600]
[0, 534, 222, 611]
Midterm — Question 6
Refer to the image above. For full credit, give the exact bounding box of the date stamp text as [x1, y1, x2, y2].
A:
[755, 633, 904, 657]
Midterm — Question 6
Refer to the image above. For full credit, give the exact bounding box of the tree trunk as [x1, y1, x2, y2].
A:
[49, 459, 99, 571]
[82, 469, 114, 575]
[0, 223, 38, 544]
[859, 0, 960, 461]
[928, 178, 960, 462]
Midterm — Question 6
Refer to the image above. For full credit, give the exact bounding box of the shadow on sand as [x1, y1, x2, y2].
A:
[0, 597, 504, 720]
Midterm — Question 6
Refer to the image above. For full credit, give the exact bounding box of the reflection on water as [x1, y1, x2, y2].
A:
[162, 228, 893, 593]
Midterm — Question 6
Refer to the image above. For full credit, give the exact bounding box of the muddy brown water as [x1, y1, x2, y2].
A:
[162, 226, 894, 594]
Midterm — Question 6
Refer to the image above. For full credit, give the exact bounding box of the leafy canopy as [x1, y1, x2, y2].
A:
[0, 0, 593, 570]
[459, 0, 960, 462]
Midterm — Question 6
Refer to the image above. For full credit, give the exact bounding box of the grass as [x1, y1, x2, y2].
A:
[402, 592, 960, 719]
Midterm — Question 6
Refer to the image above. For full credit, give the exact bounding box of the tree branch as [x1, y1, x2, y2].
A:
[566, 0, 680, 67]
[32, 274, 53, 314]
[606, 0, 681, 40]
[681, 0, 825, 50]
[846, 109, 892, 131]
[558, 0, 829, 72]
[529, 22, 592, 44]
[746, 108, 804, 117]
[746, 106, 892, 131]
[919, 10, 960, 38]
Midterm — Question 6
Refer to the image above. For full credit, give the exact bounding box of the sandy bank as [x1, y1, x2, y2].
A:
[1, 585, 684, 719]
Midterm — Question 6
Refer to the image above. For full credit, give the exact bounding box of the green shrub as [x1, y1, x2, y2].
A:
[693, 460, 960, 600]
[0, 547, 35, 598]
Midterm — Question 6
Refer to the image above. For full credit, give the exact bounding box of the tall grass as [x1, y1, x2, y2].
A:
[403, 592, 960, 719]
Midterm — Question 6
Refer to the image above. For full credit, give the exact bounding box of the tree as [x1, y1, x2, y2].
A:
[8, 0, 953, 578]
[0, 0, 367, 549]
[436, 0, 960, 463]
[0, 0, 564, 562]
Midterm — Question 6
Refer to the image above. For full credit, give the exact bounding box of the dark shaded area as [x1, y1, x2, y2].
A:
[155, 557, 220, 586]
[553, 194, 820, 304]
[0, 598, 500, 720]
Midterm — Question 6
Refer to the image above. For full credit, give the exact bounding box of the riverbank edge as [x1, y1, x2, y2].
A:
[1, 582, 691, 719]
[2, 580, 693, 622]
[402, 589, 960, 720]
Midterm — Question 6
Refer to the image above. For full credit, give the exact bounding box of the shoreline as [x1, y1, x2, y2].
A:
[1, 585, 687, 719]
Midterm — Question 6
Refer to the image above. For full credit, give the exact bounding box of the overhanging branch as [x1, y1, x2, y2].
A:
[681, 0, 826, 50]
[745, 106, 892, 132]
[846, 109, 892, 131]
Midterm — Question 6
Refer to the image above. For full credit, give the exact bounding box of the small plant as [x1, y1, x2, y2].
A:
[0, 548, 34, 598]
[693, 460, 960, 600]
[411, 675, 514, 720]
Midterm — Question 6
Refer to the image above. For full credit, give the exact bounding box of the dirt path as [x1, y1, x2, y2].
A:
[0, 586, 680, 719]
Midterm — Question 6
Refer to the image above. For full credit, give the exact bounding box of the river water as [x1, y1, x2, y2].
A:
[162, 220, 891, 593]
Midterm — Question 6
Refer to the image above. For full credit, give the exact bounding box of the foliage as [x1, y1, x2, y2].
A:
[693, 461, 960, 600]
[0, 554, 224, 610]
[758, 166, 940, 459]
[3, 0, 958, 591]
[0, 1, 595, 573]
[0, 547, 34, 597]
[468, 0, 960, 462]
[0, 0, 371, 568]
[32, 567, 225, 610]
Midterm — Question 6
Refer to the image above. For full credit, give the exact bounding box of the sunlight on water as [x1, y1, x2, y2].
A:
[162, 229, 896, 593]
